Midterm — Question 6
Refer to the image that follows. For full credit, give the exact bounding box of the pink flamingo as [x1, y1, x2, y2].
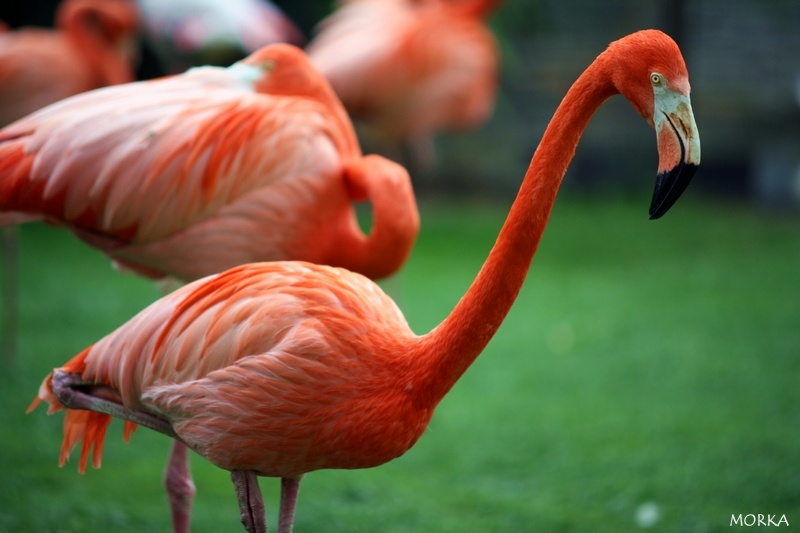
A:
[0, 43, 419, 282]
[0, 0, 141, 127]
[136, 0, 304, 73]
[307, 0, 501, 168]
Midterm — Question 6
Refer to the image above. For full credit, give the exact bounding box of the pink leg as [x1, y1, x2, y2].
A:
[277, 476, 303, 533]
[52, 371, 194, 531]
[1, 227, 18, 362]
[164, 441, 195, 533]
[231, 470, 266, 533]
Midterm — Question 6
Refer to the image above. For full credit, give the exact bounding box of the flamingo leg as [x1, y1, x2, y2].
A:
[231, 470, 267, 533]
[164, 441, 195, 533]
[1, 227, 18, 362]
[52, 371, 200, 533]
[277, 476, 303, 533]
[154, 281, 195, 533]
[51, 370, 179, 439]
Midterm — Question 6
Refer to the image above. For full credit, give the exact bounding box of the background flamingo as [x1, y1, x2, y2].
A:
[29, 30, 699, 533]
[136, 0, 304, 73]
[0, 0, 141, 361]
[0, 0, 141, 127]
[306, 0, 501, 171]
[3, 43, 419, 532]
[0, 43, 418, 282]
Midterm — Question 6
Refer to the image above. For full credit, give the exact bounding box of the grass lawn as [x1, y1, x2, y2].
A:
[1, 194, 798, 532]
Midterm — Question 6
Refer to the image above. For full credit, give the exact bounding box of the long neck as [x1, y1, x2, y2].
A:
[413, 54, 617, 403]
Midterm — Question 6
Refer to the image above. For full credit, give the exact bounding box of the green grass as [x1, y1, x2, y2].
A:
[1, 195, 799, 532]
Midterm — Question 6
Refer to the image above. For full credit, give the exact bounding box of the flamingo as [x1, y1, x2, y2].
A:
[136, 0, 305, 73]
[28, 30, 699, 533]
[4, 43, 419, 532]
[0, 0, 141, 361]
[0, 0, 141, 127]
[0, 43, 419, 282]
[306, 0, 500, 169]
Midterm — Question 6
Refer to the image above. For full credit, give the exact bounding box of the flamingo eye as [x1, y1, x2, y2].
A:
[650, 73, 664, 86]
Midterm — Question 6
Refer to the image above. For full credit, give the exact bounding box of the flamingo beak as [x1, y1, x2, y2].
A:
[649, 91, 701, 219]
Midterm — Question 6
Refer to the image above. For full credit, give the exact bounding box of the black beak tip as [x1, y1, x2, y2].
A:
[648, 162, 698, 220]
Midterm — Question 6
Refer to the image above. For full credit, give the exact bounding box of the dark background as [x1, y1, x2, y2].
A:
[3, 0, 799, 210]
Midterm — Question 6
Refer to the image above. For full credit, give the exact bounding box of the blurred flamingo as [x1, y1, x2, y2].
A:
[0, 0, 141, 127]
[5, 43, 419, 532]
[0, 43, 418, 282]
[136, 0, 304, 73]
[0, 0, 141, 361]
[29, 30, 699, 533]
[307, 0, 501, 170]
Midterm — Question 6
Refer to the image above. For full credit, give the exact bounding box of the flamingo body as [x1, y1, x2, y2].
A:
[0, 44, 419, 281]
[0, 0, 141, 127]
[34, 261, 427, 477]
[307, 0, 500, 143]
[30, 30, 700, 532]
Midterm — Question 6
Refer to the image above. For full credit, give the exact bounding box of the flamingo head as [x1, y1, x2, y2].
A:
[57, 0, 142, 85]
[609, 30, 701, 219]
[239, 44, 335, 101]
[235, 43, 360, 157]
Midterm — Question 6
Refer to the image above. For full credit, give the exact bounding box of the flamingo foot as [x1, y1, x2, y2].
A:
[232, 470, 267, 533]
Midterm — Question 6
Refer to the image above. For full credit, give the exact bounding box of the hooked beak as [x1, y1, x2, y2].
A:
[649, 92, 701, 219]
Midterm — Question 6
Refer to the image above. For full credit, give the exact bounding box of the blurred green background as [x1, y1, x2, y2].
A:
[2, 197, 799, 532]
[1, 0, 800, 532]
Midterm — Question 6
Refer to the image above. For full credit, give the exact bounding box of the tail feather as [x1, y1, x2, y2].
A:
[123, 420, 138, 443]
[61, 410, 112, 473]
[0, 142, 40, 217]
[28, 346, 138, 472]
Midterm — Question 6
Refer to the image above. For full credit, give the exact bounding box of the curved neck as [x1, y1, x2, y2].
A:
[60, 1, 136, 87]
[414, 53, 617, 403]
[331, 156, 420, 280]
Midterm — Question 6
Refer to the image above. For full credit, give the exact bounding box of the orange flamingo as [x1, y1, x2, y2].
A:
[306, 0, 500, 167]
[29, 30, 699, 533]
[4, 43, 418, 532]
[0, 0, 141, 127]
